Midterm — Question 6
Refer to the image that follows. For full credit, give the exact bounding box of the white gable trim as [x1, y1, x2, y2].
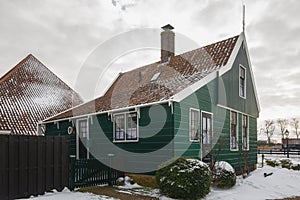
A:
[242, 34, 261, 112]
[172, 32, 260, 113]
[172, 71, 218, 102]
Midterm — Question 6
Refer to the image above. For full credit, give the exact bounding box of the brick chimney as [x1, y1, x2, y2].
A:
[161, 24, 175, 63]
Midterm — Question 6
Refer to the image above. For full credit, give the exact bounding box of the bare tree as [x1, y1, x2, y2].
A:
[277, 118, 289, 139]
[291, 118, 299, 139]
[261, 120, 276, 145]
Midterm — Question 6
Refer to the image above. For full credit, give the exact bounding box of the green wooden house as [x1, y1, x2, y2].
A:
[42, 25, 260, 174]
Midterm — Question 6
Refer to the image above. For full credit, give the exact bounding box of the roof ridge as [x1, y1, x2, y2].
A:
[120, 34, 239, 75]
[0, 54, 80, 97]
[0, 54, 33, 83]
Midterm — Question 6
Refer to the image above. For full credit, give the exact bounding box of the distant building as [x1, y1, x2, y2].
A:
[0, 54, 83, 135]
[282, 138, 300, 149]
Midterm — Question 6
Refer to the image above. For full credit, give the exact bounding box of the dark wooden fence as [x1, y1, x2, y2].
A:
[70, 158, 124, 189]
[0, 135, 70, 200]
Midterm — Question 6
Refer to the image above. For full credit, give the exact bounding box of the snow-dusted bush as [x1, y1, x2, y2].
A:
[280, 159, 292, 169]
[266, 159, 280, 167]
[156, 157, 211, 199]
[212, 161, 236, 189]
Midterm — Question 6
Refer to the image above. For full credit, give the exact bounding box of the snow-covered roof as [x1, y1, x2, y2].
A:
[45, 34, 239, 122]
[0, 54, 83, 135]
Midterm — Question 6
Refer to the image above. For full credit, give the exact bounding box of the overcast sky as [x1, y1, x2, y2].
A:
[1, 0, 299, 128]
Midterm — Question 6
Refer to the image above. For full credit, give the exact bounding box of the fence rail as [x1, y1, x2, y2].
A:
[258, 149, 300, 155]
[0, 135, 70, 200]
[70, 158, 124, 189]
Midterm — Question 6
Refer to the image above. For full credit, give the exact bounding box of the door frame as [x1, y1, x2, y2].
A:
[76, 118, 89, 159]
[200, 111, 213, 160]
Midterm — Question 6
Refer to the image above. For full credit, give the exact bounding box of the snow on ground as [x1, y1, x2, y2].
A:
[204, 166, 300, 200]
[24, 188, 117, 200]
[258, 153, 300, 166]
[24, 156, 300, 200]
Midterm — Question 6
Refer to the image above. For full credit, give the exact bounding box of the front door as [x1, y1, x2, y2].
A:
[202, 112, 212, 163]
[77, 119, 89, 159]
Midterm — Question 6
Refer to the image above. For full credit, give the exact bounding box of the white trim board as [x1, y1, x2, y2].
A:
[189, 108, 200, 142]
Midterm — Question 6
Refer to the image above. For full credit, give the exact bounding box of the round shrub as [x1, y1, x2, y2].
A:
[212, 161, 236, 189]
[156, 157, 211, 199]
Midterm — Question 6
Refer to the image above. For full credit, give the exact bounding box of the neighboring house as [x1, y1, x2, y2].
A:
[43, 25, 260, 173]
[0, 54, 83, 135]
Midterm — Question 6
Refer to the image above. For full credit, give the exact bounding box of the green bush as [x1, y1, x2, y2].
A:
[212, 161, 236, 189]
[156, 157, 211, 199]
[266, 159, 279, 167]
[280, 159, 292, 169]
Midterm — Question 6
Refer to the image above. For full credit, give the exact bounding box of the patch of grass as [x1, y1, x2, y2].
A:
[126, 174, 159, 189]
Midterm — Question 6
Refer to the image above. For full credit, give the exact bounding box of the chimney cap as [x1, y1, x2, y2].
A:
[161, 24, 174, 31]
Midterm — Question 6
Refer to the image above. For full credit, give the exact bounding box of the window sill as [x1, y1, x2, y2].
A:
[113, 139, 139, 143]
[239, 95, 246, 99]
[230, 148, 239, 152]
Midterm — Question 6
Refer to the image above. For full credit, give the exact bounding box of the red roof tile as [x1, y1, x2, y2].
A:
[46, 35, 239, 121]
[0, 54, 83, 134]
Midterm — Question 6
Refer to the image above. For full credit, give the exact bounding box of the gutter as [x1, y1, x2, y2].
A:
[42, 99, 174, 125]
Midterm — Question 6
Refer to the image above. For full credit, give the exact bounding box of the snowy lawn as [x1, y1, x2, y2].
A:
[24, 188, 117, 200]
[258, 154, 300, 166]
[204, 166, 300, 200]
[25, 163, 300, 200]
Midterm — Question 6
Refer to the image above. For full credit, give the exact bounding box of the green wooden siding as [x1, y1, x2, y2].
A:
[45, 121, 75, 155]
[174, 43, 258, 168]
[45, 103, 174, 173]
[219, 44, 259, 118]
[212, 112, 257, 169]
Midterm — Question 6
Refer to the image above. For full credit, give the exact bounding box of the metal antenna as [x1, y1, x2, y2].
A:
[242, 4, 245, 33]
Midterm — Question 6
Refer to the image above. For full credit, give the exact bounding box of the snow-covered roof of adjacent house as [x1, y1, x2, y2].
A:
[0, 54, 83, 134]
[45, 34, 241, 122]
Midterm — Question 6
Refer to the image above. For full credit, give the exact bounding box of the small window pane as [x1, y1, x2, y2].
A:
[115, 114, 125, 140]
[126, 113, 137, 140]
[190, 110, 199, 141]
[239, 66, 246, 97]
[230, 111, 238, 150]
[242, 115, 249, 150]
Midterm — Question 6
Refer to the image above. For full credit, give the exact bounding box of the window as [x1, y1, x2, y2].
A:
[114, 112, 138, 142]
[239, 66, 246, 98]
[202, 112, 212, 145]
[242, 115, 249, 150]
[151, 72, 161, 82]
[77, 119, 89, 159]
[190, 109, 199, 141]
[230, 111, 238, 150]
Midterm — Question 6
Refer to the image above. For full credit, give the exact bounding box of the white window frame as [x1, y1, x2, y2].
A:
[189, 108, 200, 142]
[242, 114, 249, 151]
[230, 111, 239, 151]
[76, 118, 89, 159]
[113, 111, 139, 143]
[239, 65, 247, 99]
[201, 111, 213, 145]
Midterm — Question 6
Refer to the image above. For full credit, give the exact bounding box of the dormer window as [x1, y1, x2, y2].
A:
[239, 65, 246, 98]
[151, 72, 161, 82]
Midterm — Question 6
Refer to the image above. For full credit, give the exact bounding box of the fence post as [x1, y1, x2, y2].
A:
[262, 154, 264, 168]
[69, 155, 76, 191]
[107, 154, 114, 186]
